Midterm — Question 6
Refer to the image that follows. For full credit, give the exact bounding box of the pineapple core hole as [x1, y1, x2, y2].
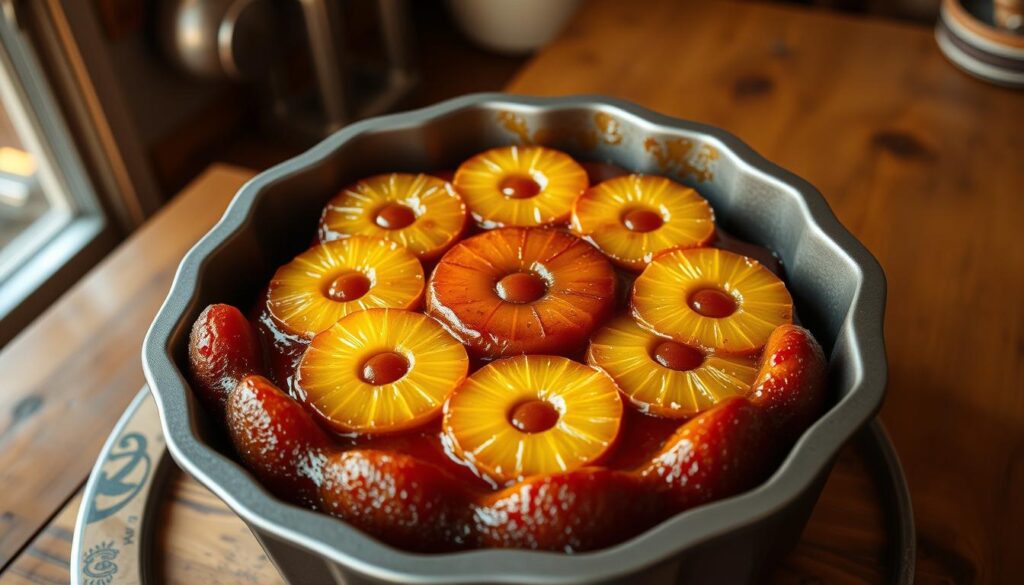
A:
[688, 287, 738, 318]
[509, 399, 559, 433]
[360, 352, 409, 385]
[326, 272, 371, 302]
[621, 207, 664, 232]
[652, 340, 704, 371]
[496, 272, 547, 304]
[374, 203, 416, 230]
[499, 174, 542, 199]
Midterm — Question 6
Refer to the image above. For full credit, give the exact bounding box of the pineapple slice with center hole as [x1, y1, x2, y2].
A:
[631, 247, 792, 355]
[296, 308, 468, 434]
[442, 355, 623, 484]
[453, 145, 588, 228]
[571, 174, 715, 271]
[319, 173, 467, 261]
[266, 237, 424, 339]
[588, 315, 757, 418]
[426, 227, 616, 359]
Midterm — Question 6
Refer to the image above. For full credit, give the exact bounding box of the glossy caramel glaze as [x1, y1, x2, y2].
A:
[374, 203, 417, 230]
[509, 400, 560, 433]
[426, 228, 617, 359]
[621, 207, 664, 232]
[191, 158, 825, 553]
[495, 272, 547, 304]
[688, 287, 738, 318]
[499, 174, 542, 199]
[188, 304, 265, 418]
[360, 352, 409, 385]
[651, 340, 704, 371]
[581, 160, 630, 184]
[325, 272, 371, 302]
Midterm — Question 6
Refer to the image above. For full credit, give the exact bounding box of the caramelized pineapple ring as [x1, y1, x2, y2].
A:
[632, 248, 792, 355]
[267, 237, 424, 339]
[297, 309, 468, 434]
[443, 355, 623, 484]
[454, 146, 588, 228]
[427, 228, 616, 359]
[319, 173, 467, 261]
[587, 316, 757, 418]
[571, 175, 715, 271]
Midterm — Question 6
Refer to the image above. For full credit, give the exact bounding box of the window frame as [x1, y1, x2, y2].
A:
[0, 3, 114, 346]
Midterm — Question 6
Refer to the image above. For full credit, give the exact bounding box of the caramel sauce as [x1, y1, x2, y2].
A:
[432, 170, 455, 183]
[360, 352, 409, 385]
[652, 340, 704, 371]
[710, 229, 783, 276]
[253, 160, 789, 498]
[495, 272, 547, 304]
[499, 174, 541, 199]
[344, 421, 494, 492]
[375, 203, 416, 230]
[593, 112, 623, 145]
[582, 161, 631, 184]
[509, 400, 559, 433]
[496, 111, 533, 144]
[689, 288, 737, 318]
[326, 272, 370, 302]
[340, 404, 683, 494]
[621, 208, 664, 233]
[643, 137, 718, 183]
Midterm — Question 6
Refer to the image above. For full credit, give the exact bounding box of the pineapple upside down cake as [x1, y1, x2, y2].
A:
[187, 145, 827, 553]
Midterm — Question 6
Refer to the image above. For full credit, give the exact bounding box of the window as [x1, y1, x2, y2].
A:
[0, 6, 110, 346]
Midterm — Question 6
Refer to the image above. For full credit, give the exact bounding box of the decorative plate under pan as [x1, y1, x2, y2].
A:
[72, 389, 172, 585]
[71, 387, 915, 584]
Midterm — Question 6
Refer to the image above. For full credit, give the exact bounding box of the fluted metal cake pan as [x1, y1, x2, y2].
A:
[143, 93, 887, 584]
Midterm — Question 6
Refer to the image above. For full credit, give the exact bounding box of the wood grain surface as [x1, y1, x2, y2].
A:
[503, 0, 1023, 582]
[0, 165, 255, 569]
[1, 0, 1021, 582]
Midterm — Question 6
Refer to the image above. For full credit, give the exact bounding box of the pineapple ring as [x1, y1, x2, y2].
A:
[296, 308, 469, 434]
[426, 227, 617, 359]
[571, 174, 716, 271]
[442, 355, 623, 484]
[319, 173, 467, 261]
[587, 315, 758, 418]
[632, 247, 793, 355]
[266, 236, 424, 339]
[453, 145, 588, 228]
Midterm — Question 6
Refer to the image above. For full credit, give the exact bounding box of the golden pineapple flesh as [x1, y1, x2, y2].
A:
[266, 237, 424, 339]
[631, 247, 792, 355]
[319, 173, 467, 261]
[587, 315, 757, 418]
[571, 174, 715, 271]
[296, 308, 469, 434]
[442, 355, 623, 484]
[453, 146, 588, 228]
[426, 227, 616, 359]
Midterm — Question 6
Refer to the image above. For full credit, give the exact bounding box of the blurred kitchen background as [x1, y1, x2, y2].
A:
[0, 0, 1005, 347]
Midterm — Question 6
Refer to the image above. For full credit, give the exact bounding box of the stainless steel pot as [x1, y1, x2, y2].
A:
[160, 0, 275, 80]
[143, 93, 888, 584]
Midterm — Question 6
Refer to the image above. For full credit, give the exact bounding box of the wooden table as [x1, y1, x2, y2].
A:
[1, 0, 1021, 583]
